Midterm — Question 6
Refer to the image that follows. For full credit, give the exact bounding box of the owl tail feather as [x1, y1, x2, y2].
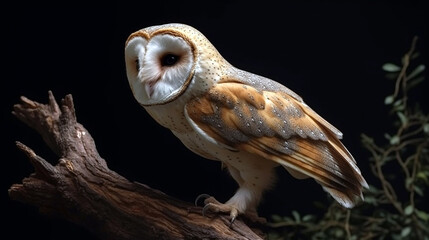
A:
[262, 136, 368, 208]
[321, 184, 364, 209]
[301, 139, 368, 208]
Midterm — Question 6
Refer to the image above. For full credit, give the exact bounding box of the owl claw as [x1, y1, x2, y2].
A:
[194, 193, 212, 207]
[195, 194, 239, 224]
[202, 202, 239, 224]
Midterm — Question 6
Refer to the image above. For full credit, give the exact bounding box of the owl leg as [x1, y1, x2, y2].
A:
[197, 186, 265, 224]
[196, 163, 274, 224]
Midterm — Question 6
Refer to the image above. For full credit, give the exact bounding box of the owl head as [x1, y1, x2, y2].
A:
[125, 23, 226, 106]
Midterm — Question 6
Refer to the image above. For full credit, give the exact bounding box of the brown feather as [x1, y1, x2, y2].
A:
[185, 81, 368, 207]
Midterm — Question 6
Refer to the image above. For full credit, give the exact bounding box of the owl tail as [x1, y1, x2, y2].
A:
[279, 136, 368, 209]
[320, 139, 368, 208]
[321, 184, 363, 209]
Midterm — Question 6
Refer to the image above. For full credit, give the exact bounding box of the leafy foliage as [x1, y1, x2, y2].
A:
[267, 37, 429, 240]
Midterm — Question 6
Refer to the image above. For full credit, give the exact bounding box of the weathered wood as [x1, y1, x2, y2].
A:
[8, 91, 265, 240]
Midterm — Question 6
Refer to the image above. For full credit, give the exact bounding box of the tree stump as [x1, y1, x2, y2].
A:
[8, 91, 265, 240]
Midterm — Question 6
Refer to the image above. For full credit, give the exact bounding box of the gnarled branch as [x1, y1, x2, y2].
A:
[8, 91, 265, 240]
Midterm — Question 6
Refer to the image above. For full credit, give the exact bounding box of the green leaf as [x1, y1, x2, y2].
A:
[411, 51, 420, 60]
[393, 99, 405, 112]
[384, 133, 392, 140]
[271, 214, 283, 222]
[404, 205, 414, 216]
[407, 76, 425, 90]
[334, 228, 344, 238]
[397, 112, 407, 125]
[350, 235, 358, 240]
[414, 186, 424, 196]
[302, 214, 315, 222]
[415, 209, 429, 221]
[408, 64, 425, 79]
[406, 177, 413, 189]
[385, 95, 395, 105]
[393, 103, 405, 112]
[390, 135, 400, 145]
[423, 123, 429, 134]
[292, 210, 300, 223]
[382, 63, 401, 72]
[387, 214, 398, 225]
[364, 196, 378, 205]
[401, 226, 411, 237]
[417, 171, 429, 184]
[405, 217, 412, 225]
[393, 99, 403, 107]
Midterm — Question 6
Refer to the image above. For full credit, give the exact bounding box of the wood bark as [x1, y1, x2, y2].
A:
[8, 91, 266, 240]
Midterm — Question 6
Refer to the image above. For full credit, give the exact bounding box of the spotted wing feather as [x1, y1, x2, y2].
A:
[185, 80, 368, 208]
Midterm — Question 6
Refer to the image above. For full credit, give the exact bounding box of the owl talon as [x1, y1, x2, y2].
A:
[202, 203, 215, 216]
[194, 193, 212, 206]
[230, 215, 236, 227]
[200, 199, 239, 224]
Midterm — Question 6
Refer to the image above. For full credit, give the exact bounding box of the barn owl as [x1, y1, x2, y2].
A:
[124, 23, 368, 222]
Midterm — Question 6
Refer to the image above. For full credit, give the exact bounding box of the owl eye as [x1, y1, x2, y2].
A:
[161, 53, 179, 66]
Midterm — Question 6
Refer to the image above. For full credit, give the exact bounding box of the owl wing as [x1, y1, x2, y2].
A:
[184, 79, 368, 208]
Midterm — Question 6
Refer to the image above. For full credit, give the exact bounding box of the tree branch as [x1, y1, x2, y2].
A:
[8, 91, 265, 240]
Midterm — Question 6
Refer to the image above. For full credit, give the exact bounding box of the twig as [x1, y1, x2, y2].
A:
[345, 209, 351, 240]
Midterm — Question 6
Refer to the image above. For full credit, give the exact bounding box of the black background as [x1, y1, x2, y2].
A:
[3, 1, 428, 239]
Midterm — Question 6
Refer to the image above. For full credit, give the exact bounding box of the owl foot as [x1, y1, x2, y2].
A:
[195, 194, 239, 224]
